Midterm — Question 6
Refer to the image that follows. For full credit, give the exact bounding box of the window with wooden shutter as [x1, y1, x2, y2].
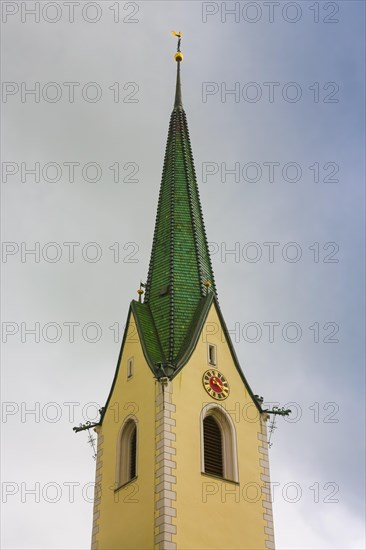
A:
[203, 415, 223, 477]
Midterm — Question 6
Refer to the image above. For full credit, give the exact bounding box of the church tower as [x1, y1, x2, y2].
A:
[90, 38, 275, 550]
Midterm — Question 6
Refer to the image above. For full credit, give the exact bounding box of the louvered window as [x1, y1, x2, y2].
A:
[117, 419, 137, 487]
[203, 415, 223, 477]
[201, 406, 239, 482]
[129, 425, 137, 480]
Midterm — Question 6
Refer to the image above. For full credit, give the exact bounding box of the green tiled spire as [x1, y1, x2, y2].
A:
[142, 60, 217, 367]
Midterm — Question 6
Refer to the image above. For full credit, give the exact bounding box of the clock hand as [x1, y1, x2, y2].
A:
[213, 377, 224, 390]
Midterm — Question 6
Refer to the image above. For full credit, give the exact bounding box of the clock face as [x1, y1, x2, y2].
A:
[203, 370, 230, 400]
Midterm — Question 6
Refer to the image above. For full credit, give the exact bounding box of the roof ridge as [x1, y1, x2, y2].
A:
[168, 112, 177, 362]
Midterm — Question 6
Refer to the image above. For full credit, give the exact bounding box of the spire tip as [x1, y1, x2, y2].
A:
[171, 31, 183, 108]
[171, 30, 183, 62]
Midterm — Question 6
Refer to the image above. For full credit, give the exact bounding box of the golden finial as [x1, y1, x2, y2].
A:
[171, 31, 183, 62]
[137, 281, 146, 302]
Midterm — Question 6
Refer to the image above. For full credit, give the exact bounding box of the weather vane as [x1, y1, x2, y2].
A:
[171, 31, 183, 62]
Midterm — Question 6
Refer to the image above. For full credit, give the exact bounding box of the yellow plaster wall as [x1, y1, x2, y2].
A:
[172, 303, 268, 549]
[94, 313, 156, 550]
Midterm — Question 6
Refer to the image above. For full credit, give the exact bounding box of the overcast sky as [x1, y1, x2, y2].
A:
[1, 1, 365, 549]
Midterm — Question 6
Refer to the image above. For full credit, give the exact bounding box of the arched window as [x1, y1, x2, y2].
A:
[116, 418, 138, 487]
[201, 405, 238, 482]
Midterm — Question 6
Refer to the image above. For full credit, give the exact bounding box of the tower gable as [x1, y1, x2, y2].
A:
[170, 302, 272, 549]
[173, 293, 262, 407]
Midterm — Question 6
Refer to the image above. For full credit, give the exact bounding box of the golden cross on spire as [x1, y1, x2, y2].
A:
[171, 31, 183, 62]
